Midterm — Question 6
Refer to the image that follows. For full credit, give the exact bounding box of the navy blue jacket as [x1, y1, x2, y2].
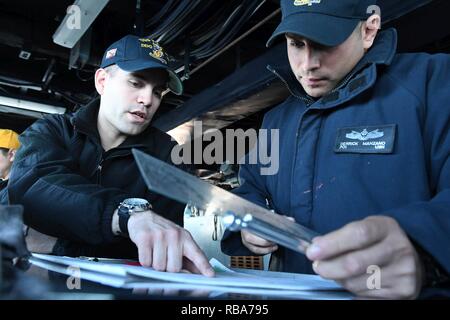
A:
[222, 29, 450, 276]
[5, 100, 185, 258]
[0, 179, 7, 204]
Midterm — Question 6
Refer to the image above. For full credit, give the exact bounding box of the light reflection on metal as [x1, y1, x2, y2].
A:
[133, 149, 319, 254]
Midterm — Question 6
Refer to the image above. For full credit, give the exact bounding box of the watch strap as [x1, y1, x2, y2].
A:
[118, 205, 130, 236]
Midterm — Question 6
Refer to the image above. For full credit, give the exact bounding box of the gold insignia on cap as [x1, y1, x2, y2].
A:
[294, 0, 321, 6]
[139, 38, 168, 64]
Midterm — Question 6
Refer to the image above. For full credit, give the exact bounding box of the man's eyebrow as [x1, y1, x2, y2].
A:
[285, 33, 328, 49]
[286, 33, 303, 39]
[129, 73, 148, 81]
[130, 73, 167, 88]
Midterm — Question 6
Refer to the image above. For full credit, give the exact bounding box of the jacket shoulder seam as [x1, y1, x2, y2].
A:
[383, 70, 426, 111]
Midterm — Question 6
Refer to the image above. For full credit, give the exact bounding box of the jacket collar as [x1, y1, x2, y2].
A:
[268, 28, 398, 108]
[71, 97, 102, 139]
[71, 98, 165, 150]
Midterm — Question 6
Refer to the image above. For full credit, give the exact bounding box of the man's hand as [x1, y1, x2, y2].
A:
[127, 210, 215, 277]
[241, 215, 294, 255]
[305, 216, 424, 299]
[241, 230, 278, 255]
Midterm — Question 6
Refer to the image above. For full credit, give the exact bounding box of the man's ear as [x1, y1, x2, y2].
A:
[94, 68, 108, 95]
[362, 14, 381, 51]
[8, 149, 16, 162]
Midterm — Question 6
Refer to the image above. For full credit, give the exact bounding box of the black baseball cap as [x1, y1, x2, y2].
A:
[100, 35, 183, 95]
[267, 0, 378, 47]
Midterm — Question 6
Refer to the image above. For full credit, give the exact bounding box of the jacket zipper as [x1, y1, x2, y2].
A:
[329, 67, 361, 95]
[96, 151, 135, 184]
[268, 66, 315, 105]
[96, 157, 104, 184]
[269, 63, 366, 106]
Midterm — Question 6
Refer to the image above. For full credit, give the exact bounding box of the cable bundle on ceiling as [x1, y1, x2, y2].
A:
[145, 0, 267, 62]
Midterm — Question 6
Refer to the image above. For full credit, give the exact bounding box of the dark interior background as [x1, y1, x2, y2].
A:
[0, 0, 449, 154]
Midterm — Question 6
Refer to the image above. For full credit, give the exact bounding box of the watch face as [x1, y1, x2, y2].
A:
[123, 198, 150, 211]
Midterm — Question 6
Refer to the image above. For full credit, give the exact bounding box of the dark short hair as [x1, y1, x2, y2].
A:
[0, 147, 9, 156]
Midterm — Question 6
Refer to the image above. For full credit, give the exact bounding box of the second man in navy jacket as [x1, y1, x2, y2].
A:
[222, 0, 450, 299]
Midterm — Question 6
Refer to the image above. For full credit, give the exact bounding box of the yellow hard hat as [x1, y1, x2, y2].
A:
[0, 129, 20, 150]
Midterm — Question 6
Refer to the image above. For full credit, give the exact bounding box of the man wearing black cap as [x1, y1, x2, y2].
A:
[222, 0, 450, 298]
[7, 35, 214, 277]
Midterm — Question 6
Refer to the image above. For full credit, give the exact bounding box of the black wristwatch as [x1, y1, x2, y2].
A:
[117, 198, 151, 236]
[420, 249, 450, 287]
[412, 241, 450, 288]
